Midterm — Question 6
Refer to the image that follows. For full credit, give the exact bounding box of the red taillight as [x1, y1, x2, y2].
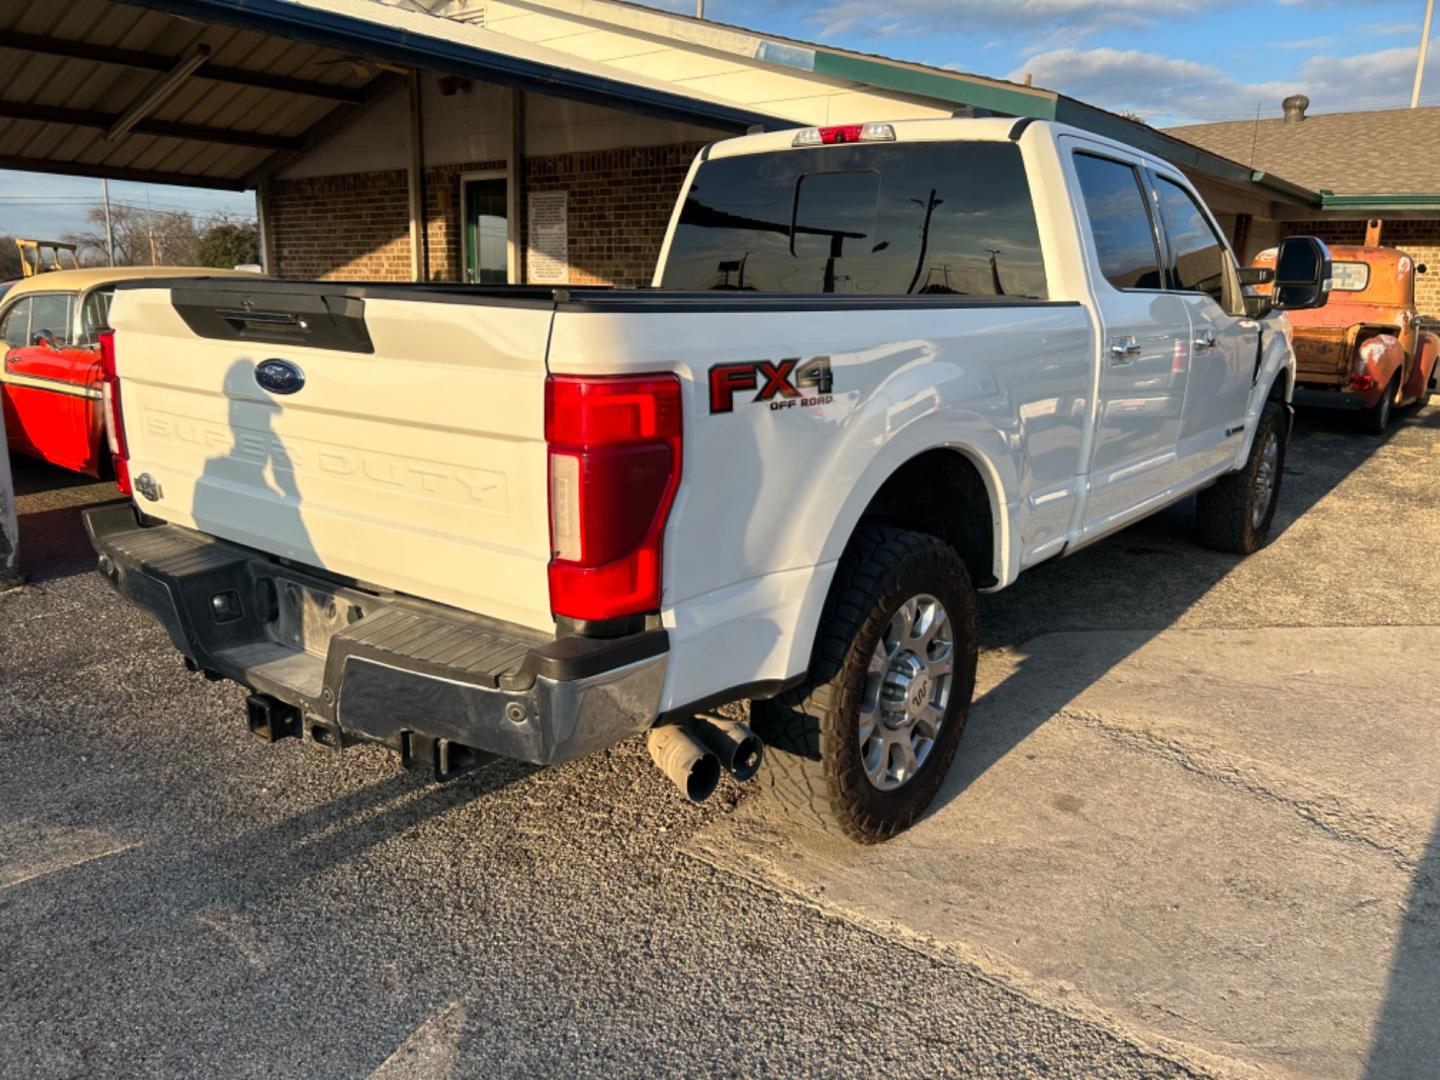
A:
[819, 124, 864, 144]
[1352, 372, 1376, 392]
[545, 373, 682, 621]
[791, 123, 896, 147]
[98, 329, 131, 495]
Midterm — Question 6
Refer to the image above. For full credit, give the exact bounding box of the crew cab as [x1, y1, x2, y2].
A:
[1253, 243, 1438, 433]
[1, 267, 260, 478]
[85, 118, 1330, 843]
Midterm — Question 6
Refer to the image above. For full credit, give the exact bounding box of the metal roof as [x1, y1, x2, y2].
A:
[0, 0, 780, 192]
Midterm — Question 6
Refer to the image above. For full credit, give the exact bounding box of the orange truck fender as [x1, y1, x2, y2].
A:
[1406, 331, 1440, 401]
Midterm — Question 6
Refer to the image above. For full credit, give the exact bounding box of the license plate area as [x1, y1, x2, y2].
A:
[268, 575, 368, 656]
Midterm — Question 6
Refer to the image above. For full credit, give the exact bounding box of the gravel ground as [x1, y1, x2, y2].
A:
[2, 403, 1434, 1078]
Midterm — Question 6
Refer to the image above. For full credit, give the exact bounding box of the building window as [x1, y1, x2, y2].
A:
[464, 177, 508, 284]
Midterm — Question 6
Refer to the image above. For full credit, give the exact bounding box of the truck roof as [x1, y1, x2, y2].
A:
[2, 265, 262, 300]
[704, 116, 1024, 161]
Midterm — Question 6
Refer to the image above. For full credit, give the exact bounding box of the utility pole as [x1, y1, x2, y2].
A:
[102, 179, 115, 266]
[145, 187, 157, 265]
[696, 0, 703, 17]
[1412, 0, 1435, 108]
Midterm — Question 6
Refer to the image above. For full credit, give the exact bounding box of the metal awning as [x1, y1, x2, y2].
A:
[0, 0, 779, 192]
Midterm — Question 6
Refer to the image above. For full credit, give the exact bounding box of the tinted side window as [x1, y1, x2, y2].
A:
[1073, 154, 1162, 290]
[661, 142, 1047, 298]
[1, 298, 30, 349]
[29, 294, 74, 348]
[1155, 177, 1229, 300]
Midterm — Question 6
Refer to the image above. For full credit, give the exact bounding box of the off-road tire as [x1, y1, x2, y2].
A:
[752, 526, 978, 844]
[1361, 372, 1400, 435]
[1195, 400, 1287, 555]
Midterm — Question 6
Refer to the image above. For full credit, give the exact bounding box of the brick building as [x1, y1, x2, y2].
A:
[255, 0, 1325, 290]
[1172, 98, 1440, 314]
[11, 0, 1414, 297]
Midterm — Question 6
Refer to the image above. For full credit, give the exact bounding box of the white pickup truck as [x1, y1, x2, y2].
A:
[86, 117, 1331, 842]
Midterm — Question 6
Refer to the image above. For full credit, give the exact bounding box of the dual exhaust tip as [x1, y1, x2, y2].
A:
[647, 714, 763, 803]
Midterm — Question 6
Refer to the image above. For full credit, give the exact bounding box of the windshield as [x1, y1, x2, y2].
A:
[660, 141, 1048, 298]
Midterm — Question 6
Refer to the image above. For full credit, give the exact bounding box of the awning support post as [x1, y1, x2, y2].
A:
[408, 69, 428, 283]
[507, 87, 525, 284]
[0, 412, 22, 590]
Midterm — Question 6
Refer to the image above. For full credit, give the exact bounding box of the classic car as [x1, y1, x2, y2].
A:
[1, 266, 259, 477]
[1254, 244, 1439, 433]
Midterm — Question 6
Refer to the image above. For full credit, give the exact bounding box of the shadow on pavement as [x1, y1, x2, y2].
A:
[930, 403, 1432, 814]
[1365, 808, 1440, 1077]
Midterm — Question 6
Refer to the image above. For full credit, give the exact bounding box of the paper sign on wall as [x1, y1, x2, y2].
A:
[527, 191, 569, 284]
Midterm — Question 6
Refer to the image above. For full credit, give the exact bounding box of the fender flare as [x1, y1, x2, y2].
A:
[776, 415, 1014, 683]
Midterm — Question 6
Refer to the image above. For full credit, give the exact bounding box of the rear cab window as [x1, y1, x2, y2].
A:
[660, 141, 1048, 298]
[1331, 262, 1370, 292]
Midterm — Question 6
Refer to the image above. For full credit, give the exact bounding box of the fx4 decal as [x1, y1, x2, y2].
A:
[709, 357, 834, 414]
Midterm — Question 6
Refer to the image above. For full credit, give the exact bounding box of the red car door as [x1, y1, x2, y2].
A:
[0, 291, 105, 476]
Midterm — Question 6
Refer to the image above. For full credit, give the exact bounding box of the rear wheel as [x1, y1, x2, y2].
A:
[753, 525, 978, 843]
[1195, 400, 1287, 555]
[1362, 372, 1400, 434]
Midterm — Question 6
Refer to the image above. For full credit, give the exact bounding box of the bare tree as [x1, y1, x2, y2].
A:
[0, 237, 23, 280]
[65, 203, 203, 267]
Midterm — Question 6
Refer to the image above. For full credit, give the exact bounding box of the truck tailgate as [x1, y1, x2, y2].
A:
[109, 283, 556, 631]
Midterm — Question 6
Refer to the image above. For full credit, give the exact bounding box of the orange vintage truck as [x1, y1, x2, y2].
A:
[1253, 244, 1438, 433]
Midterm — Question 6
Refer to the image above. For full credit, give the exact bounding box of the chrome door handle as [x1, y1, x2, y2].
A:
[1109, 338, 1142, 364]
[1193, 330, 1217, 352]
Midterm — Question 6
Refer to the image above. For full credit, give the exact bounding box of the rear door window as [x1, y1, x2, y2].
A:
[661, 141, 1047, 298]
[1072, 153, 1163, 290]
[28, 294, 74, 348]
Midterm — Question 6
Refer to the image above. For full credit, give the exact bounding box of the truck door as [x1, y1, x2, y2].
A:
[1147, 172, 1258, 475]
[1068, 149, 1192, 538]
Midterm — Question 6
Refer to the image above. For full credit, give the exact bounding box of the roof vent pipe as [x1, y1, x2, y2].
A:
[1282, 94, 1309, 123]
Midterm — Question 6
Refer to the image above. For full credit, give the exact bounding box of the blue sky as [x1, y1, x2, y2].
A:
[0, 175, 254, 244]
[2, 0, 1436, 240]
[702, 0, 1440, 125]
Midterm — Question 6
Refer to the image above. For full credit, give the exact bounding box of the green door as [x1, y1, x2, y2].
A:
[464, 178, 508, 284]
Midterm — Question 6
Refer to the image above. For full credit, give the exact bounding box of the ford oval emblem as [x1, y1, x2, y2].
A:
[255, 358, 305, 395]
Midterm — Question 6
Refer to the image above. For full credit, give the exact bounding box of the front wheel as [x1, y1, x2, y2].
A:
[753, 525, 978, 844]
[1195, 400, 1287, 555]
[1362, 372, 1400, 435]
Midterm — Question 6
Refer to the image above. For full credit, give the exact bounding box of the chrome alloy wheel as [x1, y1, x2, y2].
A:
[1252, 429, 1280, 530]
[858, 593, 954, 791]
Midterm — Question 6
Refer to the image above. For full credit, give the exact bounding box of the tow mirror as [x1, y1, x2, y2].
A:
[1272, 236, 1332, 310]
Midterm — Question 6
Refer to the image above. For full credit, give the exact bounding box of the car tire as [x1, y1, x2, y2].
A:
[1195, 400, 1287, 555]
[1362, 372, 1400, 434]
[752, 525, 978, 844]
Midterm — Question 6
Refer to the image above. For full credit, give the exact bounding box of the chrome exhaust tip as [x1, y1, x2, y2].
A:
[647, 723, 722, 803]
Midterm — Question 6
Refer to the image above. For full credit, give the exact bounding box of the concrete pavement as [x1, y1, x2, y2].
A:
[2, 403, 1437, 1077]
